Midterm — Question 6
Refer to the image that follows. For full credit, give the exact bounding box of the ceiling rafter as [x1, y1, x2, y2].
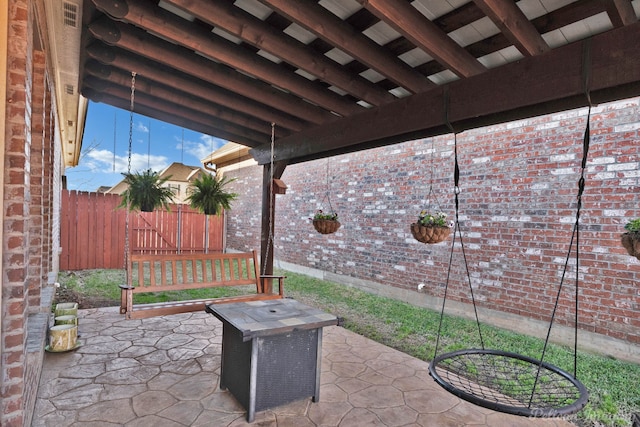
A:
[85, 42, 307, 132]
[87, 17, 336, 125]
[472, 0, 550, 56]
[257, 0, 434, 94]
[607, 0, 638, 27]
[162, 0, 397, 107]
[83, 87, 263, 146]
[74, 0, 640, 171]
[251, 22, 640, 164]
[84, 60, 287, 138]
[92, 0, 362, 116]
[83, 74, 272, 143]
[400, 0, 608, 85]
[356, 0, 486, 78]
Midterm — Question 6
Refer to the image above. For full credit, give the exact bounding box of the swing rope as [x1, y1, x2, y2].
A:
[428, 87, 589, 417]
[434, 90, 485, 356]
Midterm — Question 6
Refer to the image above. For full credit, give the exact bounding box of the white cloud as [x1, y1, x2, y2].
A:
[84, 148, 169, 174]
[135, 121, 149, 133]
[178, 134, 227, 162]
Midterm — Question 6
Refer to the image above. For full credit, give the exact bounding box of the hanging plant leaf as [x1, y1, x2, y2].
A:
[186, 173, 238, 216]
[118, 169, 175, 212]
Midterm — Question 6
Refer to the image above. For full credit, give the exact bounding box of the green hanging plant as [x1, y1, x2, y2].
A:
[621, 218, 640, 260]
[118, 169, 175, 212]
[186, 173, 238, 215]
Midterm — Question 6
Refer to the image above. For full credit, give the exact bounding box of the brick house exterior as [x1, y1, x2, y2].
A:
[2, 1, 63, 425]
[223, 98, 640, 362]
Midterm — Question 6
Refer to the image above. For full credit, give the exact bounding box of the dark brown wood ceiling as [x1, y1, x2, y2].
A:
[80, 0, 640, 166]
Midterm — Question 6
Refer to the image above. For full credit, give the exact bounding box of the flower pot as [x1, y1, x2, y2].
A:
[621, 232, 640, 260]
[48, 324, 78, 352]
[54, 315, 78, 326]
[411, 223, 450, 244]
[313, 219, 341, 234]
[55, 302, 78, 317]
[140, 203, 154, 212]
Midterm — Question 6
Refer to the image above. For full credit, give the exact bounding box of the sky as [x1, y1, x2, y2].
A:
[66, 101, 227, 191]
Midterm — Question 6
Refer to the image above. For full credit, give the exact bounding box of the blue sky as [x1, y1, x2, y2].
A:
[67, 101, 227, 191]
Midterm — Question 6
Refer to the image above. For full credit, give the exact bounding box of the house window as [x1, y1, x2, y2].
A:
[167, 183, 180, 196]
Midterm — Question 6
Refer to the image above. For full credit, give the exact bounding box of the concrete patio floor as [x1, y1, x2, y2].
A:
[34, 306, 576, 426]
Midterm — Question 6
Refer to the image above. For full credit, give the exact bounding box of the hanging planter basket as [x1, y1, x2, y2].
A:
[411, 223, 450, 244]
[621, 232, 640, 260]
[313, 219, 341, 235]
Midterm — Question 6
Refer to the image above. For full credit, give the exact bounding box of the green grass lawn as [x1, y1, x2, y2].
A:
[56, 268, 639, 427]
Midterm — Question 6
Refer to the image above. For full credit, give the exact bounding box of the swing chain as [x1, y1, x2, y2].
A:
[127, 72, 136, 176]
[124, 71, 136, 271]
[262, 122, 276, 276]
[323, 158, 335, 214]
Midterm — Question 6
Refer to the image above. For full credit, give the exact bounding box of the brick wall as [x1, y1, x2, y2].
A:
[225, 98, 640, 354]
[1, 1, 56, 425]
[2, 1, 32, 425]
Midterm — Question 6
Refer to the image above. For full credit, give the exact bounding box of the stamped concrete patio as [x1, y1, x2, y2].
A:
[34, 306, 576, 426]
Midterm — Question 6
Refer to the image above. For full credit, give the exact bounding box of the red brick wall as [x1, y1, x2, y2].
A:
[1, 1, 55, 425]
[226, 163, 265, 252]
[226, 98, 640, 348]
[2, 0, 31, 424]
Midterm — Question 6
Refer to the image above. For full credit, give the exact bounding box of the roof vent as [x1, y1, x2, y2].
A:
[63, 2, 78, 28]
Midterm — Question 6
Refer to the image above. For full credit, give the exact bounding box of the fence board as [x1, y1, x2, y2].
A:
[60, 190, 225, 270]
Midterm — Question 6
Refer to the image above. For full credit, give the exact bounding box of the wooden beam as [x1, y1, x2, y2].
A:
[607, 0, 638, 27]
[251, 22, 640, 164]
[84, 61, 285, 138]
[82, 76, 270, 146]
[357, 0, 486, 78]
[82, 88, 264, 148]
[260, 160, 288, 278]
[92, 0, 362, 117]
[87, 16, 336, 125]
[86, 42, 307, 133]
[473, 0, 550, 56]
[163, 0, 396, 107]
[259, 0, 434, 94]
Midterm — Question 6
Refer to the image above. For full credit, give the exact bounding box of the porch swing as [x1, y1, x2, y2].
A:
[118, 75, 285, 320]
[427, 86, 591, 417]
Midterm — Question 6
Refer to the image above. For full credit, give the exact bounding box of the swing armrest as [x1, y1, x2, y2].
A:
[119, 283, 135, 315]
[259, 275, 286, 296]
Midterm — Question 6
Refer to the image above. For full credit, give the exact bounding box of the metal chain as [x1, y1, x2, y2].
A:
[124, 72, 136, 270]
[128, 72, 135, 175]
[324, 158, 334, 213]
[262, 122, 275, 276]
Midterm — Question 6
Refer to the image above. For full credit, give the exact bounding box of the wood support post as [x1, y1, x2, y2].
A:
[260, 160, 288, 289]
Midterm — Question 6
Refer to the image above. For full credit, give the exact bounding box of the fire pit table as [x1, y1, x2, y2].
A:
[205, 298, 338, 422]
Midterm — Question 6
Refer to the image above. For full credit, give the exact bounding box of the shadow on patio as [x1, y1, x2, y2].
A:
[34, 307, 575, 426]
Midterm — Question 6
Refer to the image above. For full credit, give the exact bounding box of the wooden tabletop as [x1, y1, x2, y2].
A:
[205, 298, 338, 341]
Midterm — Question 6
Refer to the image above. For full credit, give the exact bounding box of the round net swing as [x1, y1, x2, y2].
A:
[429, 349, 588, 417]
[428, 90, 591, 418]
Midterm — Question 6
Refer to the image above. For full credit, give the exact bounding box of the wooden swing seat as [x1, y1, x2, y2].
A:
[119, 250, 285, 320]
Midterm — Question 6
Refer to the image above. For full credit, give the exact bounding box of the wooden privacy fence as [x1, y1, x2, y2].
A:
[60, 190, 225, 270]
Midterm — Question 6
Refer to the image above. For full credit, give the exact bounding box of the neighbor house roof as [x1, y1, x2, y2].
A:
[106, 162, 205, 195]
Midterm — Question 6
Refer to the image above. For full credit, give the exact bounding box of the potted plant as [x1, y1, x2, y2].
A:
[410, 210, 452, 244]
[621, 218, 640, 260]
[118, 169, 175, 212]
[311, 210, 341, 234]
[186, 173, 238, 215]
